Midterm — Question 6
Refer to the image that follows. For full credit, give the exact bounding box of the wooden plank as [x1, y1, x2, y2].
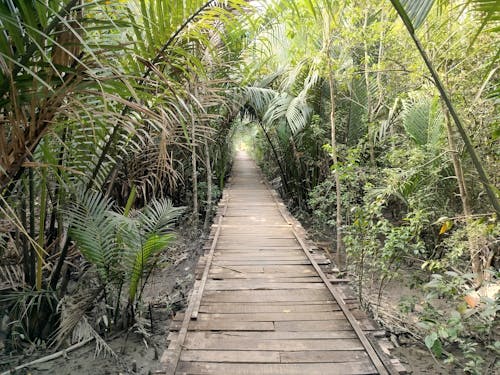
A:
[280, 350, 370, 363]
[217, 239, 298, 245]
[170, 320, 275, 331]
[202, 289, 331, 303]
[274, 320, 353, 331]
[208, 272, 319, 279]
[174, 310, 343, 321]
[210, 265, 316, 273]
[217, 241, 300, 250]
[215, 224, 291, 227]
[214, 252, 307, 261]
[180, 350, 280, 363]
[198, 302, 339, 313]
[214, 250, 305, 255]
[188, 331, 358, 340]
[205, 281, 325, 290]
[176, 361, 377, 375]
[161, 281, 200, 373]
[208, 277, 322, 283]
[211, 260, 319, 266]
[218, 233, 295, 237]
[212, 257, 309, 263]
[183, 336, 364, 351]
[193, 311, 345, 322]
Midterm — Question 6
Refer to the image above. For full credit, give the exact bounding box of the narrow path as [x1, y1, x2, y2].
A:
[161, 152, 399, 375]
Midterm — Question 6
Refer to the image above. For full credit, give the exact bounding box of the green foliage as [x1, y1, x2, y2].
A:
[418, 272, 499, 373]
[402, 96, 444, 148]
[69, 191, 183, 304]
[0, 289, 58, 344]
[68, 192, 117, 282]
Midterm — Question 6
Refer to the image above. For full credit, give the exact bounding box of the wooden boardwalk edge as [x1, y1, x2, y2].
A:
[265, 179, 398, 375]
[158, 153, 407, 375]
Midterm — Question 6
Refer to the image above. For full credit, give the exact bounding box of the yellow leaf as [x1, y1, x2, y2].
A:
[439, 220, 452, 235]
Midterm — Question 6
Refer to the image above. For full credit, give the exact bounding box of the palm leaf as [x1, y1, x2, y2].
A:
[402, 96, 443, 148]
[68, 191, 116, 281]
[390, 0, 436, 32]
[126, 198, 182, 301]
[128, 232, 174, 301]
[138, 198, 184, 235]
[347, 76, 368, 145]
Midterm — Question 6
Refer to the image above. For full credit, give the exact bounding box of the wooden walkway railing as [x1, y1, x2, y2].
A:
[159, 151, 406, 375]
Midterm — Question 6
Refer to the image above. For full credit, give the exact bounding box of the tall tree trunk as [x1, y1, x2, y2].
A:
[363, 12, 376, 167]
[326, 43, 344, 271]
[191, 117, 198, 226]
[258, 121, 290, 196]
[444, 110, 487, 284]
[203, 139, 213, 232]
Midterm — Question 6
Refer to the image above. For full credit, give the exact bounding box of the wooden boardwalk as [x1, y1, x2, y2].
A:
[160, 152, 404, 375]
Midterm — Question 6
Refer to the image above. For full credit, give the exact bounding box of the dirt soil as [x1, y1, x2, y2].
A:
[0, 225, 205, 375]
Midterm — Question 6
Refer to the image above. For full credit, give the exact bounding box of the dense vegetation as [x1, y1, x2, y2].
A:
[0, 0, 498, 373]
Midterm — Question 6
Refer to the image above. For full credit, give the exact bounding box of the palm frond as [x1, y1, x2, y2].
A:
[390, 0, 436, 31]
[67, 190, 116, 281]
[72, 316, 116, 358]
[125, 198, 182, 301]
[347, 76, 368, 145]
[138, 198, 184, 235]
[128, 232, 175, 301]
[243, 86, 278, 118]
[402, 95, 444, 149]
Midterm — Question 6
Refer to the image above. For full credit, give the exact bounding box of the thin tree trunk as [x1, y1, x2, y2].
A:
[191, 117, 198, 226]
[258, 121, 289, 195]
[36, 168, 48, 290]
[441, 10, 483, 285]
[28, 167, 36, 286]
[20, 180, 31, 286]
[363, 12, 376, 167]
[444, 111, 487, 284]
[203, 139, 213, 232]
[327, 43, 344, 271]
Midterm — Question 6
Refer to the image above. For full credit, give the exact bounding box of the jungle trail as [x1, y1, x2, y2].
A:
[0, 1, 498, 374]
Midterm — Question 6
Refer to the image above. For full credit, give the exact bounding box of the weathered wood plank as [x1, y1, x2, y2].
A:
[213, 252, 306, 257]
[280, 350, 370, 363]
[213, 255, 307, 261]
[208, 272, 319, 280]
[202, 289, 331, 303]
[208, 276, 322, 283]
[194, 311, 345, 321]
[274, 320, 353, 331]
[176, 361, 377, 375]
[210, 259, 320, 267]
[205, 281, 325, 290]
[183, 336, 364, 351]
[186, 331, 358, 341]
[198, 302, 339, 313]
[210, 264, 316, 274]
[180, 350, 281, 363]
[170, 320, 275, 331]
